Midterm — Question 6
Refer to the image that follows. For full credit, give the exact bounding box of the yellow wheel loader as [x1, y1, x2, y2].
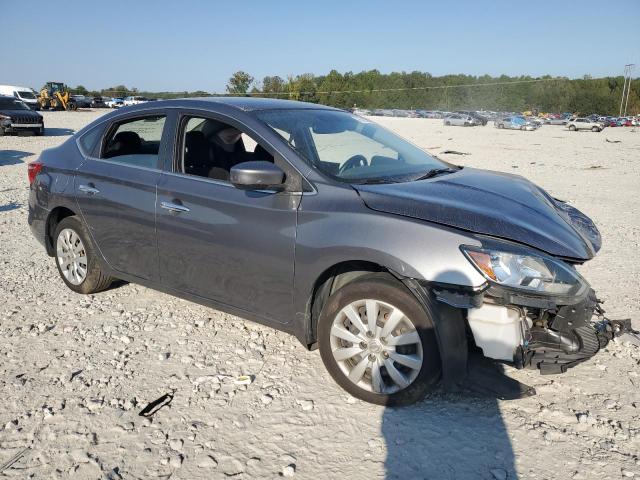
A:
[38, 82, 78, 111]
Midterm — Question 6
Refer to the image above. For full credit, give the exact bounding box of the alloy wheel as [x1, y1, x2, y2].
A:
[329, 299, 423, 394]
[56, 228, 88, 285]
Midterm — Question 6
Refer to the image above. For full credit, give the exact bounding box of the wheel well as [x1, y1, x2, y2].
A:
[45, 206, 76, 256]
[306, 261, 397, 347]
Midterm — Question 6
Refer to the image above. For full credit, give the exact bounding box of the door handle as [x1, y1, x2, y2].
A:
[78, 184, 100, 195]
[160, 201, 190, 213]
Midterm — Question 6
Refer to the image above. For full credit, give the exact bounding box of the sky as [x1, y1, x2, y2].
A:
[1, 0, 638, 93]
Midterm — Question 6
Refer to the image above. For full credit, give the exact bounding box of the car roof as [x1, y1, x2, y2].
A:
[0, 85, 33, 91]
[124, 96, 339, 113]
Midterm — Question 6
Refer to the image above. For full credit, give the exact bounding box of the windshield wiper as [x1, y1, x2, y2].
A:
[413, 167, 460, 181]
[355, 178, 401, 185]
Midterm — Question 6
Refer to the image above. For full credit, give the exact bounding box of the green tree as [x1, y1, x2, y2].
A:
[226, 71, 254, 95]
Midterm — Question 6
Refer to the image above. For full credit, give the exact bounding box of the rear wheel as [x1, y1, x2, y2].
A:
[318, 274, 440, 406]
[592, 126, 600, 132]
[53, 216, 113, 294]
[445, 121, 451, 126]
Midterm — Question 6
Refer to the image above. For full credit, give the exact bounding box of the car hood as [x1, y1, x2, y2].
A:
[354, 167, 601, 260]
[0, 109, 42, 119]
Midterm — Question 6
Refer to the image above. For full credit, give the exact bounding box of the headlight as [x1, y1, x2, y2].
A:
[461, 246, 586, 296]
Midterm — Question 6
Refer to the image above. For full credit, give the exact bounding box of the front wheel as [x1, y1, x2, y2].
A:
[569, 125, 576, 131]
[53, 216, 113, 294]
[592, 126, 600, 132]
[318, 274, 440, 406]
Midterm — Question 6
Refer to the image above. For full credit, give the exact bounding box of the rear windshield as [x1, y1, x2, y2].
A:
[0, 98, 30, 110]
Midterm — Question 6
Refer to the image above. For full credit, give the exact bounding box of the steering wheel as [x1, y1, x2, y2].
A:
[338, 154, 368, 174]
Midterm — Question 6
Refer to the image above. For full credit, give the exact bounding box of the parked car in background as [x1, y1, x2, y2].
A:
[0, 84, 40, 110]
[89, 96, 106, 108]
[443, 113, 478, 126]
[416, 110, 443, 119]
[28, 97, 621, 406]
[545, 117, 568, 125]
[566, 118, 604, 132]
[456, 110, 488, 125]
[526, 117, 544, 128]
[122, 96, 149, 106]
[106, 97, 124, 108]
[0, 95, 44, 135]
[70, 95, 91, 108]
[352, 108, 372, 116]
[495, 116, 537, 130]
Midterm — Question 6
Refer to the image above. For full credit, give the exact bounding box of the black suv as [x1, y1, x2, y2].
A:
[0, 95, 45, 136]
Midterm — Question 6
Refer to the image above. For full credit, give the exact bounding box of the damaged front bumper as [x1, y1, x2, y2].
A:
[445, 281, 631, 375]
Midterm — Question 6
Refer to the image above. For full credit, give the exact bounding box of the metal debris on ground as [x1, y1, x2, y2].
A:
[138, 392, 174, 417]
[441, 150, 470, 155]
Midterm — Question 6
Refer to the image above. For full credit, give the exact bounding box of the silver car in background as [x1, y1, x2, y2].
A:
[443, 113, 478, 126]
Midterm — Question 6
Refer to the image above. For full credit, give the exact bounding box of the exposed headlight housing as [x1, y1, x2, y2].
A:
[461, 245, 587, 296]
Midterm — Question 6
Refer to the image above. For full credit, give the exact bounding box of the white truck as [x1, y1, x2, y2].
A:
[0, 85, 40, 110]
[122, 96, 149, 106]
[566, 118, 605, 132]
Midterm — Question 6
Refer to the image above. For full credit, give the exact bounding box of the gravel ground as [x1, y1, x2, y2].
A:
[1, 110, 639, 479]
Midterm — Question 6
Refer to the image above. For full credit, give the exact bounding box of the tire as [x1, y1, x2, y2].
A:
[498, 123, 504, 129]
[318, 274, 441, 406]
[569, 125, 576, 131]
[445, 121, 451, 126]
[53, 216, 113, 294]
[592, 126, 600, 132]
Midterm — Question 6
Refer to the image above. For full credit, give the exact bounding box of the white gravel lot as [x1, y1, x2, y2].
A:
[1, 110, 639, 479]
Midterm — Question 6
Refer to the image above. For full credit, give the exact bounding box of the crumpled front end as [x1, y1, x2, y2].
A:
[466, 285, 611, 375]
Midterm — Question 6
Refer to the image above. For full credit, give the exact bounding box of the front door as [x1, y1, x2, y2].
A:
[74, 113, 168, 281]
[156, 113, 300, 323]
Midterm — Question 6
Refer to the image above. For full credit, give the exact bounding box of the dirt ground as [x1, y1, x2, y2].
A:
[1, 110, 638, 479]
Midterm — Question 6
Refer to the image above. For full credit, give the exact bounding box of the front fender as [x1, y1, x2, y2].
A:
[292, 182, 486, 335]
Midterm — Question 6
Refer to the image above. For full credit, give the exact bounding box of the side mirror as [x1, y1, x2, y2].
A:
[230, 161, 285, 190]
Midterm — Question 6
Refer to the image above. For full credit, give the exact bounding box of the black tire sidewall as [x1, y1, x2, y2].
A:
[318, 275, 441, 406]
[53, 216, 108, 294]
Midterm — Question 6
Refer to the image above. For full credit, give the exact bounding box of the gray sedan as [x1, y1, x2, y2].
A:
[27, 98, 618, 406]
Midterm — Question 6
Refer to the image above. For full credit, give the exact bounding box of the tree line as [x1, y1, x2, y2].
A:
[68, 69, 639, 115]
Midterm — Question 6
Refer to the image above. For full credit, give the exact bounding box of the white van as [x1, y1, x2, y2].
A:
[0, 85, 40, 110]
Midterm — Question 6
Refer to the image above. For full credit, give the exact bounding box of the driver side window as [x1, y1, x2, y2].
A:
[179, 116, 274, 182]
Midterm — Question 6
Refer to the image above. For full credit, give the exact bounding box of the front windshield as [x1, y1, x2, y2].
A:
[17, 91, 36, 100]
[0, 98, 30, 110]
[254, 109, 453, 183]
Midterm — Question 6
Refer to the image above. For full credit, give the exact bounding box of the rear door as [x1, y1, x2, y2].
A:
[155, 111, 300, 323]
[74, 112, 172, 282]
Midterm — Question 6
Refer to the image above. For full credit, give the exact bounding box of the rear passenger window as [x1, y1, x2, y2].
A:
[101, 115, 166, 169]
[79, 125, 104, 155]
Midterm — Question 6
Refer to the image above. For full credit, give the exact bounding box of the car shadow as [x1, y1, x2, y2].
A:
[0, 150, 34, 165]
[45, 128, 75, 137]
[383, 391, 516, 479]
[382, 270, 518, 479]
